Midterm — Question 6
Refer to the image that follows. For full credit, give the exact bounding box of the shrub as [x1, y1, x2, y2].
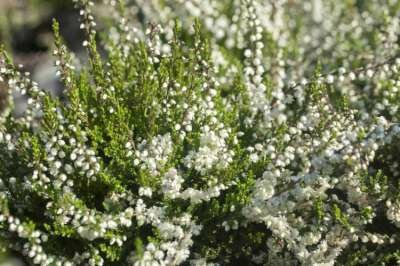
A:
[1, 0, 400, 265]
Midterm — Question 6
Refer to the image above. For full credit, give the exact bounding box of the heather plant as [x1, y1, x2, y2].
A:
[1, 0, 400, 265]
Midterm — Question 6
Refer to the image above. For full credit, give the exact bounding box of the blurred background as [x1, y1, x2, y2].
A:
[0, 0, 103, 117]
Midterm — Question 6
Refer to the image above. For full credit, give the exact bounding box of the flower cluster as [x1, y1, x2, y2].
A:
[184, 127, 233, 174]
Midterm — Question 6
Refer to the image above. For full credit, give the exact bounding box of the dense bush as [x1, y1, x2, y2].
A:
[1, 0, 400, 265]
